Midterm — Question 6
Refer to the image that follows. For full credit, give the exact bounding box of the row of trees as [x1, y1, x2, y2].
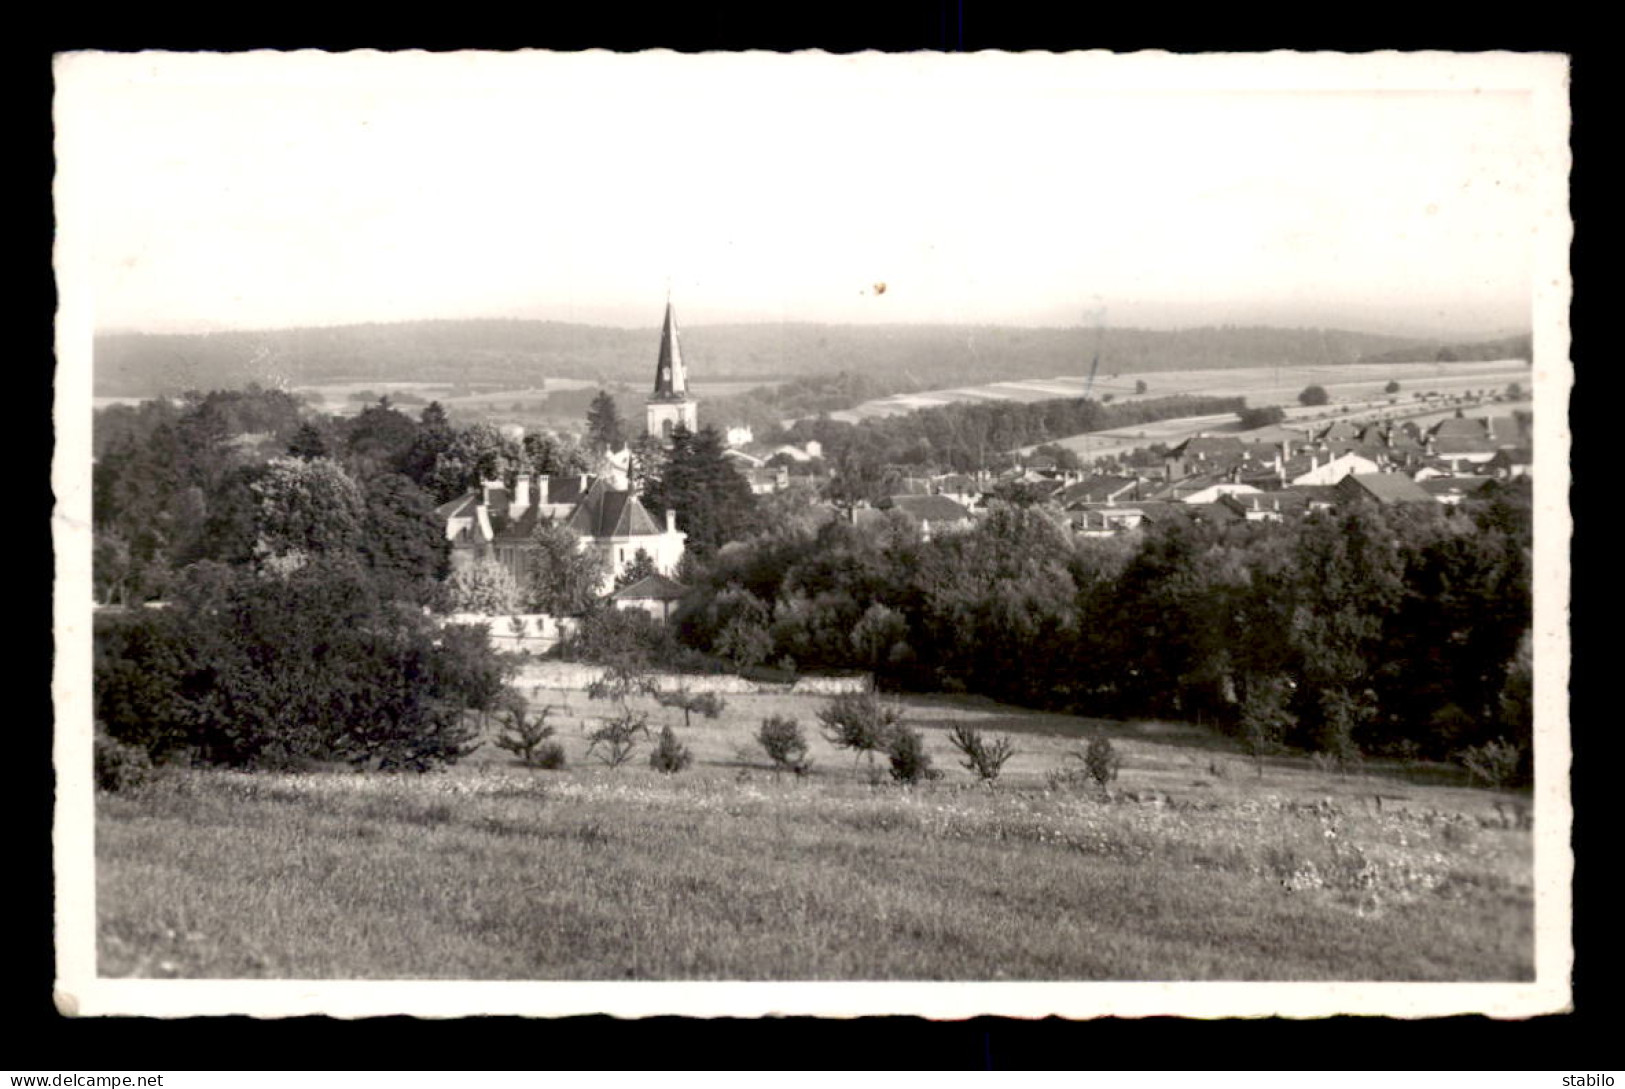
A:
[671, 484, 1534, 768]
[778, 393, 1248, 478]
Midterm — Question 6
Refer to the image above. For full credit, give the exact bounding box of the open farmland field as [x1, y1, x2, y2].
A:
[835, 358, 1532, 424]
[1029, 395, 1535, 462]
[97, 690, 1534, 982]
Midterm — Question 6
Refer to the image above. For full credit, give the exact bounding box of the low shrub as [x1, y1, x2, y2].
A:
[1044, 764, 1094, 793]
[818, 690, 904, 766]
[947, 724, 1016, 783]
[587, 710, 650, 769]
[1084, 736, 1122, 788]
[757, 715, 813, 776]
[94, 734, 153, 794]
[492, 698, 559, 768]
[533, 742, 567, 770]
[884, 724, 942, 785]
[656, 687, 727, 729]
[1458, 738, 1523, 788]
[648, 725, 694, 774]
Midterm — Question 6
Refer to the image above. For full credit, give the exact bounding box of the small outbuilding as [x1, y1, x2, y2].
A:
[607, 573, 689, 623]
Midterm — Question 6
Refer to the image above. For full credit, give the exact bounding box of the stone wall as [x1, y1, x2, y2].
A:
[511, 659, 872, 696]
[442, 613, 579, 655]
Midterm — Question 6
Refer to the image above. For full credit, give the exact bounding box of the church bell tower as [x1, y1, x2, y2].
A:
[646, 299, 699, 441]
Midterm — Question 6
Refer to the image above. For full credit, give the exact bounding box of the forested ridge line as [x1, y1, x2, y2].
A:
[94, 320, 1457, 399]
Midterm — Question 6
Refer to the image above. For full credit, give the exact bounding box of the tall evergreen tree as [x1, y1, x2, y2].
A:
[393, 401, 456, 487]
[643, 425, 759, 559]
[585, 390, 627, 455]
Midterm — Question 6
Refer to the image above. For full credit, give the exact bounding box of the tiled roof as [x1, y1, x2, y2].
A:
[609, 573, 688, 602]
[541, 475, 591, 506]
[1431, 416, 1486, 439]
[1419, 476, 1495, 496]
[1279, 484, 1339, 504]
[1432, 435, 1499, 456]
[1184, 501, 1243, 524]
[1058, 476, 1137, 505]
[1487, 446, 1534, 466]
[567, 480, 664, 538]
[1171, 435, 1248, 458]
[1338, 473, 1436, 504]
[1132, 501, 1196, 524]
[435, 493, 479, 521]
[1221, 491, 1291, 514]
[491, 506, 542, 543]
[889, 494, 973, 523]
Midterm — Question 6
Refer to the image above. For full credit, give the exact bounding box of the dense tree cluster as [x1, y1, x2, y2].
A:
[639, 425, 762, 560]
[1360, 332, 1532, 366]
[94, 560, 508, 771]
[90, 388, 572, 774]
[674, 484, 1534, 769]
[91, 389, 601, 605]
[1237, 405, 1287, 429]
[779, 394, 1247, 476]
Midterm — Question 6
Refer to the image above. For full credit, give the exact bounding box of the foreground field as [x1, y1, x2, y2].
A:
[97, 692, 1534, 981]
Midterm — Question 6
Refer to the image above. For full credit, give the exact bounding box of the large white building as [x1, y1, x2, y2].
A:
[436, 301, 699, 600]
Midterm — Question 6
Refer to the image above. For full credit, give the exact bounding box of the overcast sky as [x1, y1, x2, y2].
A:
[55, 51, 1567, 337]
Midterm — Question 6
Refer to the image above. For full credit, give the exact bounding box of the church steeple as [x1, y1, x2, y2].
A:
[646, 298, 699, 441]
[652, 300, 687, 399]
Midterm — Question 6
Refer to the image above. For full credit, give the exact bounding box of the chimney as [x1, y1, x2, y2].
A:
[537, 474, 550, 508]
[666, 508, 677, 535]
[512, 474, 532, 518]
[580, 473, 589, 493]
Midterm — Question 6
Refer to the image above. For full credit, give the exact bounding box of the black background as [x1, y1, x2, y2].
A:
[20, 10, 1601, 1071]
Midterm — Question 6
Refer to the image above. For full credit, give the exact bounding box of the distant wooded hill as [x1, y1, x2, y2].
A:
[92, 319, 1511, 400]
[1356, 332, 1533, 365]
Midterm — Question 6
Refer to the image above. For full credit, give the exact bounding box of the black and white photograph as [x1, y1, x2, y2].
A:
[51, 49, 1572, 1020]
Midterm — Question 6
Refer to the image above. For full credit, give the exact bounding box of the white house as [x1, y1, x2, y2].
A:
[1177, 482, 1263, 505]
[1290, 451, 1381, 487]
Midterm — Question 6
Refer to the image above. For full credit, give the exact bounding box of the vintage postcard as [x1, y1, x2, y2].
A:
[52, 49, 1572, 1019]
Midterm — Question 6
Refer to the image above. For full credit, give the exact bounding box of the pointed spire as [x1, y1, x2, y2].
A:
[653, 301, 687, 399]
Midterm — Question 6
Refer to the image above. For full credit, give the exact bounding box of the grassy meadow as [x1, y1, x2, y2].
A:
[96, 690, 1534, 981]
